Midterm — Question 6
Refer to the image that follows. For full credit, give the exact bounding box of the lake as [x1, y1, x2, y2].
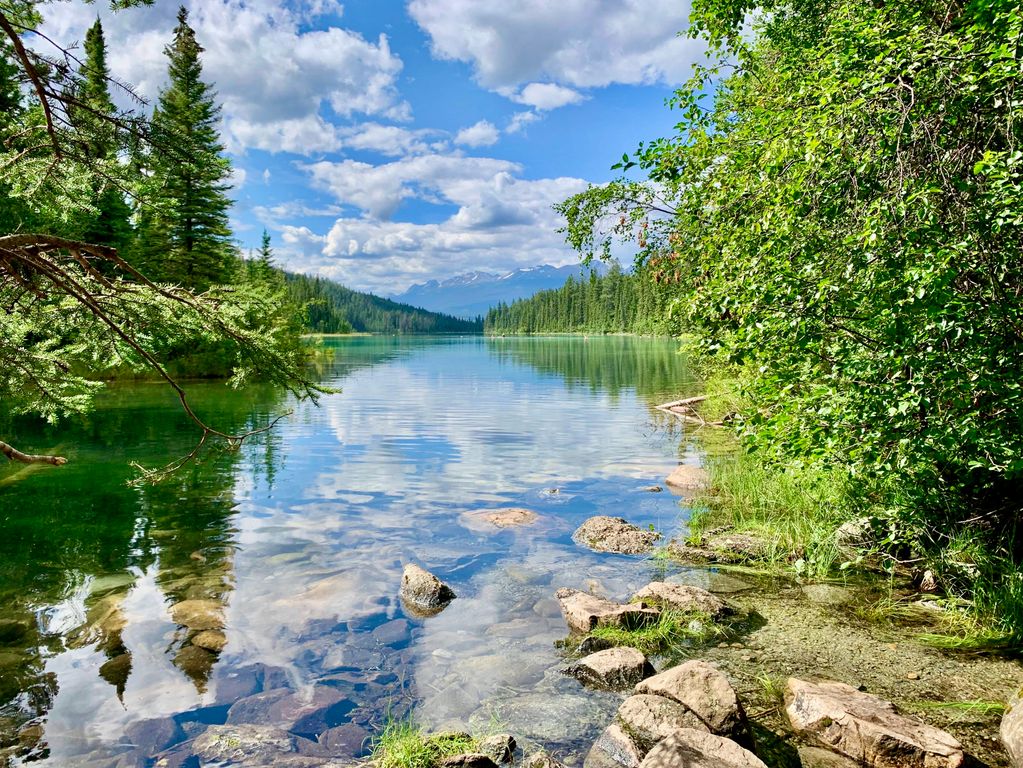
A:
[0, 335, 706, 766]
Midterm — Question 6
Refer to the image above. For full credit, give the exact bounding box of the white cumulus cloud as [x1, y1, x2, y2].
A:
[454, 120, 500, 147]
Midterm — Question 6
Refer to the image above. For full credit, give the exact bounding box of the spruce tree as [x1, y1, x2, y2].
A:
[78, 18, 132, 252]
[147, 6, 234, 289]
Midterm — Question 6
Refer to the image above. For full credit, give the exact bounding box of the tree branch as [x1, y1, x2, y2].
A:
[0, 440, 67, 466]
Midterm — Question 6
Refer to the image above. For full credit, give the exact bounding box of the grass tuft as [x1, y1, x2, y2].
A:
[587, 609, 722, 656]
[370, 715, 478, 768]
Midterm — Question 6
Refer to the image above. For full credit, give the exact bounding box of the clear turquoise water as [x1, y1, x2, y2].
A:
[0, 335, 704, 765]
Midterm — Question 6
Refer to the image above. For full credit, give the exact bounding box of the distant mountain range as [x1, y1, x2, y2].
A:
[391, 263, 608, 319]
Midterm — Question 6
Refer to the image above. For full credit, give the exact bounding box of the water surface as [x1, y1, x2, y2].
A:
[0, 336, 703, 765]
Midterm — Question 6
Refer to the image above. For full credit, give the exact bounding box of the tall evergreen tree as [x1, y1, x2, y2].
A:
[145, 6, 234, 289]
[78, 18, 132, 252]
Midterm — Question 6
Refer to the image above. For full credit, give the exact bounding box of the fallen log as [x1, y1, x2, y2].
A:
[0, 440, 67, 466]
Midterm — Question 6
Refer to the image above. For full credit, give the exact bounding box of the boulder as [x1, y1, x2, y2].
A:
[638, 729, 766, 768]
[555, 588, 660, 634]
[616, 694, 708, 752]
[564, 647, 655, 691]
[226, 686, 350, 738]
[631, 583, 731, 619]
[585, 723, 643, 768]
[1002, 687, 1023, 768]
[440, 754, 500, 768]
[834, 518, 876, 551]
[573, 517, 660, 555]
[400, 564, 456, 617]
[785, 678, 964, 768]
[524, 751, 565, 768]
[318, 723, 370, 758]
[479, 734, 516, 764]
[665, 466, 709, 492]
[462, 508, 539, 529]
[634, 661, 746, 737]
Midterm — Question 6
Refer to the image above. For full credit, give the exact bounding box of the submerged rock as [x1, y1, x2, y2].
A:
[632, 582, 732, 619]
[169, 599, 225, 631]
[564, 647, 655, 691]
[400, 564, 456, 617]
[440, 754, 500, 768]
[638, 729, 766, 768]
[190, 629, 228, 653]
[1001, 688, 1023, 768]
[524, 751, 565, 768]
[574, 516, 660, 555]
[665, 465, 710, 492]
[667, 533, 769, 565]
[461, 508, 539, 530]
[785, 678, 964, 768]
[555, 588, 660, 634]
[634, 660, 746, 737]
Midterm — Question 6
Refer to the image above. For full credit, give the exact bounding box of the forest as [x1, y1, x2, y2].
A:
[484, 264, 668, 335]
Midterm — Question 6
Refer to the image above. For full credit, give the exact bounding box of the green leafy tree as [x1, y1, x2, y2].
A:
[558, 0, 1023, 621]
[143, 6, 234, 289]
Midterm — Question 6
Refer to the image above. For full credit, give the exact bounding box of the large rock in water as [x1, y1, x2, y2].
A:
[665, 465, 710, 492]
[188, 724, 342, 766]
[638, 729, 766, 768]
[564, 647, 655, 691]
[616, 694, 708, 751]
[555, 588, 660, 634]
[631, 582, 732, 619]
[785, 678, 965, 768]
[585, 723, 645, 768]
[573, 516, 660, 554]
[1001, 687, 1023, 767]
[400, 564, 456, 617]
[634, 660, 747, 737]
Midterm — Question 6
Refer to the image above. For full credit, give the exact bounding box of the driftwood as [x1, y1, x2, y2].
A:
[0, 440, 67, 466]
[655, 395, 726, 428]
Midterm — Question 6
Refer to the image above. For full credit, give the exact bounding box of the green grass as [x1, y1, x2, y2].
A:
[370, 715, 478, 768]
[911, 700, 1007, 720]
[686, 451, 853, 580]
[587, 609, 723, 656]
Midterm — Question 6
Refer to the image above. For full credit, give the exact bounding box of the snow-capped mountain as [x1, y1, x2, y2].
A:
[391, 263, 607, 319]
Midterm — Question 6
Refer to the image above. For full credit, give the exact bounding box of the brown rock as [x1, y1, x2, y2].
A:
[461, 508, 539, 530]
[564, 647, 655, 691]
[616, 694, 708, 752]
[169, 599, 225, 631]
[400, 564, 456, 617]
[631, 582, 731, 619]
[555, 588, 660, 634]
[1002, 688, 1023, 768]
[191, 629, 228, 653]
[524, 751, 565, 768]
[634, 660, 746, 737]
[478, 734, 516, 764]
[785, 678, 964, 768]
[573, 516, 660, 555]
[440, 754, 500, 768]
[638, 729, 766, 768]
[665, 465, 709, 492]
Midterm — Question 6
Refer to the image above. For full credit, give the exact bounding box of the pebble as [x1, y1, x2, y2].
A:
[906, 672, 920, 680]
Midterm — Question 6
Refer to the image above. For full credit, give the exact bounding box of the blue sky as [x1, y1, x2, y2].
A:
[39, 0, 704, 294]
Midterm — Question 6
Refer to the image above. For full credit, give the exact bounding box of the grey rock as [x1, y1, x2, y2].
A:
[785, 678, 964, 768]
[634, 660, 746, 737]
[797, 746, 861, 768]
[585, 724, 643, 768]
[372, 619, 410, 646]
[318, 723, 370, 758]
[565, 647, 655, 691]
[226, 686, 349, 737]
[615, 694, 707, 752]
[638, 729, 766, 768]
[461, 508, 539, 529]
[632, 582, 731, 619]
[834, 517, 876, 550]
[577, 635, 616, 655]
[801, 584, 855, 606]
[124, 716, 185, 755]
[400, 564, 456, 617]
[479, 734, 516, 764]
[573, 516, 660, 555]
[189, 724, 327, 766]
[555, 588, 660, 634]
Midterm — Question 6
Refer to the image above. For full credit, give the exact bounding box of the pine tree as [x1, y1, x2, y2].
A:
[146, 6, 234, 289]
[78, 18, 132, 252]
[248, 229, 279, 285]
